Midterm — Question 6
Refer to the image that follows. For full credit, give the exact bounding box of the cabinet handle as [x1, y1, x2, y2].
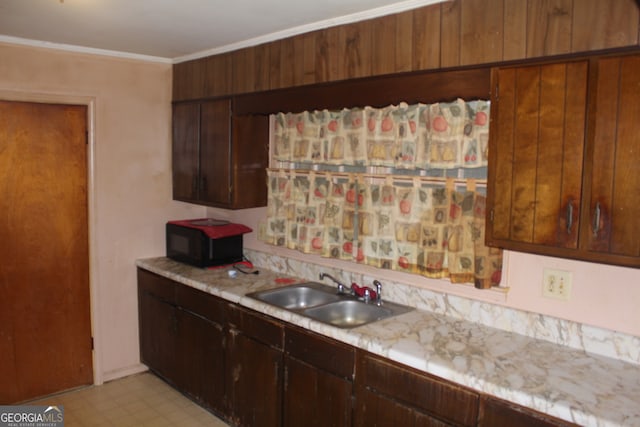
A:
[201, 176, 207, 193]
[566, 200, 573, 234]
[192, 176, 198, 194]
[593, 202, 601, 235]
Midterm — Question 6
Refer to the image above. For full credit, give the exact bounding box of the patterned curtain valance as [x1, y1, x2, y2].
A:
[261, 99, 502, 289]
[271, 99, 490, 170]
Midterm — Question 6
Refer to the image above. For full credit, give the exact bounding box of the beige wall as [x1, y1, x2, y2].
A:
[0, 42, 205, 383]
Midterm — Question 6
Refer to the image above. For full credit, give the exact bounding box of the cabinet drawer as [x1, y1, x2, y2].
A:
[358, 352, 479, 427]
[175, 284, 226, 324]
[137, 269, 175, 302]
[285, 326, 355, 380]
[479, 396, 579, 427]
[227, 304, 283, 349]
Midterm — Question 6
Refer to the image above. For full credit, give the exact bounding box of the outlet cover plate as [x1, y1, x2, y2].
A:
[542, 268, 572, 301]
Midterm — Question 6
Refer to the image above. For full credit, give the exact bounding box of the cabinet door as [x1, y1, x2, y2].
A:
[355, 387, 450, 427]
[231, 114, 269, 208]
[172, 102, 200, 202]
[174, 310, 226, 415]
[487, 61, 588, 255]
[284, 357, 352, 427]
[174, 284, 228, 413]
[138, 285, 177, 382]
[227, 331, 282, 427]
[582, 54, 640, 266]
[226, 304, 283, 427]
[355, 352, 478, 427]
[200, 99, 232, 206]
[478, 396, 579, 427]
[283, 326, 354, 427]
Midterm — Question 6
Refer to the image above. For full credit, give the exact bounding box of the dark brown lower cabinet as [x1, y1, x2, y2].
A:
[283, 326, 355, 427]
[138, 268, 581, 427]
[355, 352, 479, 427]
[138, 269, 226, 415]
[226, 304, 284, 427]
[138, 271, 177, 382]
[173, 284, 226, 414]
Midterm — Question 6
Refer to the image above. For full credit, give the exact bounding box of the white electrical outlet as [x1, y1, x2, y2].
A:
[542, 268, 572, 301]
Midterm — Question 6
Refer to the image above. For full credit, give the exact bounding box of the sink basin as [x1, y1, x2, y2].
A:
[247, 282, 413, 328]
[247, 282, 342, 310]
[302, 300, 393, 328]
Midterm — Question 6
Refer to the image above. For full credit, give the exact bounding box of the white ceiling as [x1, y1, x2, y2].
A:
[0, 0, 447, 63]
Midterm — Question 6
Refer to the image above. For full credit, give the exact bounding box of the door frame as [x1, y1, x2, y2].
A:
[0, 90, 103, 385]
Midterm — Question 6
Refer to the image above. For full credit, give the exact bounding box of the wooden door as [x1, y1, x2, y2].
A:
[354, 387, 450, 427]
[226, 331, 283, 427]
[0, 100, 92, 403]
[487, 61, 588, 254]
[172, 102, 200, 203]
[174, 309, 226, 414]
[478, 396, 579, 427]
[355, 352, 479, 427]
[137, 271, 177, 384]
[199, 99, 231, 206]
[284, 356, 353, 427]
[582, 54, 640, 266]
[231, 114, 269, 209]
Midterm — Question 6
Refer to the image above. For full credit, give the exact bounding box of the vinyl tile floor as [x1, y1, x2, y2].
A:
[28, 372, 229, 426]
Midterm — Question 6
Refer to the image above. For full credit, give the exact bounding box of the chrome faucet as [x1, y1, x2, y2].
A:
[373, 280, 382, 305]
[319, 272, 347, 294]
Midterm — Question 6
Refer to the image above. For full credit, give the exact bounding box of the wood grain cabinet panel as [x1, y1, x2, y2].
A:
[171, 102, 201, 203]
[172, 98, 268, 209]
[355, 352, 479, 427]
[487, 53, 640, 268]
[174, 0, 639, 100]
[571, 0, 639, 52]
[284, 355, 353, 426]
[203, 52, 233, 98]
[137, 269, 227, 415]
[355, 387, 451, 427]
[138, 271, 177, 382]
[487, 60, 588, 251]
[460, 0, 504, 66]
[226, 304, 284, 427]
[283, 326, 355, 427]
[581, 54, 640, 263]
[172, 58, 206, 101]
[478, 396, 579, 427]
[172, 99, 232, 206]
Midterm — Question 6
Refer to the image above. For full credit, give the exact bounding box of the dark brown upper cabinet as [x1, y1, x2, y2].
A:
[172, 98, 268, 209]
[487, 53, 640, 268]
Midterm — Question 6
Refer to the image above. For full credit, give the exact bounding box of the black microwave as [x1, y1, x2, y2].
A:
[166, 219, 252, 268]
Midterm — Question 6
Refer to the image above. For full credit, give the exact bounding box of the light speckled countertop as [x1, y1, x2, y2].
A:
[136, 257, 640, 427]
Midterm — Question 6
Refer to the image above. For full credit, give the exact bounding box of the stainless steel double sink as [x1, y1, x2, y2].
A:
[246, 281, 413, 329]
